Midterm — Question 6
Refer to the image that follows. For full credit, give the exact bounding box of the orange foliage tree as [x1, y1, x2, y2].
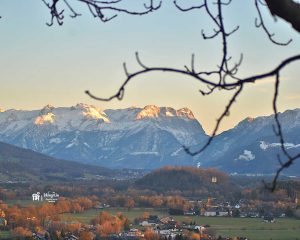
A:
[144, 228, 160, 240]
[92, 211, 129, 237]
[12, 226, 32, 238]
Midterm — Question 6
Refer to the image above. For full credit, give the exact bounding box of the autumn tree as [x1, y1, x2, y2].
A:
[64, 222, 82, 235]
[189, 233, 201, 240]
[12, 226, 32, 238]
[92, 211, 129, 237]
[142, 212, 150, 220]
[79, 230, 94, 240]
[144, 228, 160, 240]
[1, 0, 299, 189]
[125, 198, 135, 210]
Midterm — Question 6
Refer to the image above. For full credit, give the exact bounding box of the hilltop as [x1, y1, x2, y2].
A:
[0, 141, 116, 182]
[134, 166, 231, 195]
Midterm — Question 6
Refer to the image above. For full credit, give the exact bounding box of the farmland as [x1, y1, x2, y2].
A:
[0, 231, 11, 239]
[62, 208, 300, 240]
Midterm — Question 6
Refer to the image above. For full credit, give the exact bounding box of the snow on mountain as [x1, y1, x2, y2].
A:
[260, 141, 300, 150]
[136, 105, 160, 120]
[197, 108, 300, 175]
[35, 112, 55, 125]
[0, 104, 207, 168]
[0, 104, 299, 173]
[135, 105, 196, 120]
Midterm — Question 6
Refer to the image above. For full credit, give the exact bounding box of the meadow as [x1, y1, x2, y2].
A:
[0, 230, 11, 239]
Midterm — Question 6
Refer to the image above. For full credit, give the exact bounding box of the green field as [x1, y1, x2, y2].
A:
[6, 199, 42, 207]
[62, 208, 300, 240]
[177, 216, 300, 240]
[0, 231, 11, 239]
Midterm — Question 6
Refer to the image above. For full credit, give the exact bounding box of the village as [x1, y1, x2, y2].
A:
[0, 194, 295, 240]
[0, 169, 299, 240]
[28, 213, 249, 240]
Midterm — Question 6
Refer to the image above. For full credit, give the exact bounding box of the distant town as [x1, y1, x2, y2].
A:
[1, 167, 300, 240]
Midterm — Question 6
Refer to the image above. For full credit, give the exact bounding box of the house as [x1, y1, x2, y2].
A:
[139, 220, 157, 227]
[158, 229, 171, 235]
[194, 225, 206, 235]
[165, 220, 177, 230]
[158, 229, 182, 239]
[217, 211, 229, 217]
[94, 203, 110, 209]
[235, 204, 241, 209]
[158, 229, 178, 239]
[32, 232, 48, 240]
[140, 215, 161, 226]
[107, 234, 120, 240]
[63, 233, 79, 240]
[204, 210, 217, 217]
[240, 212, 247, 218]
[247, 212, 259, 218]
[148, 215, 160, 224]
[121, 229, 143, 239]
[184, 211, 196, 215]
[160, 216, 174, 224]
[263, 214, 275, 223]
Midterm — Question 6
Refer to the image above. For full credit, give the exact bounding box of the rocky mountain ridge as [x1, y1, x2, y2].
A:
[0, 104, 299, 174]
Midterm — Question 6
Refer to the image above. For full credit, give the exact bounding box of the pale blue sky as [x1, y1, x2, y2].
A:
[0, 0, 299, 133]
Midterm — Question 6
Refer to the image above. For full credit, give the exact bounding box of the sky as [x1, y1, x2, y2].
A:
[0, 0, 299, 134]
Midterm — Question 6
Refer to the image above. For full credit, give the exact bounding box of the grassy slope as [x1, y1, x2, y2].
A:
[0, 231, 12, 239]
[0, 141, 113, 182]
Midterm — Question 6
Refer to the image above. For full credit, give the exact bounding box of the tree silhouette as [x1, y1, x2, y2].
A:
[38, 0, 300, 35]
[84, 0, 299, 191]
[41, 0, 162, 26]
[2, 0, 300, 190]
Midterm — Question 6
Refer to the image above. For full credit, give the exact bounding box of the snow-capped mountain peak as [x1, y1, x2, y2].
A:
[163, 107, 177, 117]
[35, 112, 55, 125]
[81, 106, 110, 123]
[246, 117, 255, 123]
[136, 105, 160, 120]
[0, 104, 207, 168]
[176, 107, 195, 120]
[135, 105, 196, 120]
[41, 104, 55, 114]
[2, 104, 298, 172]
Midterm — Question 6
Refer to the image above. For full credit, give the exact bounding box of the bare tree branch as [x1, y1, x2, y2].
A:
[42, 0, 162, 25]
[0, 0, 298, 190]
[255, 0, 292, 45]
[184, 84, 243, 156]
[265, 0, 300, 33]
[85, 1, 300, 191]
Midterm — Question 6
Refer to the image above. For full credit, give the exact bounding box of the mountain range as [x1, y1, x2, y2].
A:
[199, 109, 300, 175]
[0, 104, 299, 175]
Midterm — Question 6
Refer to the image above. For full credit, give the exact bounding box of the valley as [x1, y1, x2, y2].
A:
[0, 105, 300, 239]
